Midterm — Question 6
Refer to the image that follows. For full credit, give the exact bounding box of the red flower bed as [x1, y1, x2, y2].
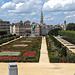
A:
[23, 51, 37, 57]
[33, 41, 39, 42]
[30, 45, 33, 46]
[0, 49, 28, 51]
[14, 41, 20, 43]
[6, 45, 11, 48]
[0, 56, 22, 60]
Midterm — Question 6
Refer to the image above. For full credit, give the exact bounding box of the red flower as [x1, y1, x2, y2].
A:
[23, 51, 37, 57]
[30, 45, 33, 46]
[0, 56, 22, 60]
[0, 49, 27, 51]
[33, 41, 39, 42]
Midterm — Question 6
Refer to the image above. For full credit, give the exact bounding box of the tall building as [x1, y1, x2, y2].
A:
[0, 19, 10, 34]
[64, 20, 66, 30]
[40, 9, 43, 25]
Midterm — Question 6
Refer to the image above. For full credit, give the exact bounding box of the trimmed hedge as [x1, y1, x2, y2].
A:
[50, 57, 75, 63]
[0, 36, 20, 45]
[58, 30, 75, 40]
[49, 34, 63, 48]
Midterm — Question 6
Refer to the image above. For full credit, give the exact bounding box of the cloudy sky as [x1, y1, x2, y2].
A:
[0, 0, 75, 25]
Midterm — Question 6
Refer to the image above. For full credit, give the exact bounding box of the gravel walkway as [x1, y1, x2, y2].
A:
[39, 36, 49, 63]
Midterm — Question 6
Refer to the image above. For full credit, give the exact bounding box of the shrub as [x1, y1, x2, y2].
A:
[58, 30, 75, 40]
[61, 47, 67, 57]
[50, 57, 60, 63]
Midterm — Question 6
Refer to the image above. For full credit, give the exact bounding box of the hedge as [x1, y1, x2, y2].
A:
[50, 57, 75, 63]
[58, 30, 75, 40]
[49, 34, 63, 48]
[0, 36, 20, 45]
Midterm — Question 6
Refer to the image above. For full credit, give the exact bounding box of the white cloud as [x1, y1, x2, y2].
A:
[1, 0, 42, 13]
[53, 12, 62, 15]
[16, 3, 24, 9]
[44, 17, 54, 21]
[44, 15, 51, 18]
[1, 2, 16, 10]
[29, 12, 36, 16]
[65, 15, 75, 19]
[43, 0, 75, 12]
[12, 0, 26, 3]
[64, 11, 75, 14]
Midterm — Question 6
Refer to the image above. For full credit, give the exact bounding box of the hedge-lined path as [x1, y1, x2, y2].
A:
[39, 36, 49, 63]
[54, 36, 75, 53]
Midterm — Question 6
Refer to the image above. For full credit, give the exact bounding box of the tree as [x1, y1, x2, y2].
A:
[61, 47, 67, 57]
[48, 28, 61, 36]
[66, 23, 75, 31]
[0, 31, 7, 35]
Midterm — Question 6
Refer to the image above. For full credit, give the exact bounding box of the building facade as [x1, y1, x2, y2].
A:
[10, 20, 40, 36]
[0, 19, 10, 34]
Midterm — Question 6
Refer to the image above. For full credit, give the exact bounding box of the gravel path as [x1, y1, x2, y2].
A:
[39, 36, 49, 63]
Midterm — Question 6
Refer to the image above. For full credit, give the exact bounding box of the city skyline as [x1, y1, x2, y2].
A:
[0, 0, 75, 25]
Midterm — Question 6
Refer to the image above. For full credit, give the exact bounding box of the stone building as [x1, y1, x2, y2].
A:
[0, 19, 10, 34]
[10, 20, 40, 36]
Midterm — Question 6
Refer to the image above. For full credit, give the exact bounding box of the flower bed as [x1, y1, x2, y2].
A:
[0, 37, 42, 62]
[0, 56, 22, 60]
[13, 44, 28, 47]
[0, 51, 20, 56]
[23, 51, 37, 57]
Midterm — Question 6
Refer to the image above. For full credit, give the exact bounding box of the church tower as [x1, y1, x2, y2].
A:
[40, 9, 43, 25]
[64, 20, 66, 30]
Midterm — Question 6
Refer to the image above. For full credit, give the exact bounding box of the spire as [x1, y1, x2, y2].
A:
[40, 8, 43, 25]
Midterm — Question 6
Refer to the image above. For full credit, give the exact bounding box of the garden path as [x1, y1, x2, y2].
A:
[39, 36, 49, 63]
[54, 36, 75, 53]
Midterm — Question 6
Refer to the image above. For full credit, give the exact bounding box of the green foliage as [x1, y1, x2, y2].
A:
[0, 35, 20, 45]
[46, 33, 75, 63]
[48, 28, 61, 36]
[49, 34, 62, 48]
[0, 31, 7, 35]
[61, 47, 67, 57]
[66, 23, 75, 31]
[50, 57, 60, 63]
[58, 30, 75, 40]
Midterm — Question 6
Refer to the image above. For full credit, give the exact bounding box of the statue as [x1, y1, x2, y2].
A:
[32, 24, 35, 31]
[30, 24, 35, 37]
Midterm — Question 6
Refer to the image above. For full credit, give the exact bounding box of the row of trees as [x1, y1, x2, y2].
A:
[66, 23, 75, 31]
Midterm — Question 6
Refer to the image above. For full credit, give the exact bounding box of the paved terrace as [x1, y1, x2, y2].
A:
[0, 37, 75, 75]
[54, 36, 75, 53]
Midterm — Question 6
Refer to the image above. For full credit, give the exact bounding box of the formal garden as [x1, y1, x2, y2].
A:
[46, 29, 75, 63]
[0, 37, 42, 62]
